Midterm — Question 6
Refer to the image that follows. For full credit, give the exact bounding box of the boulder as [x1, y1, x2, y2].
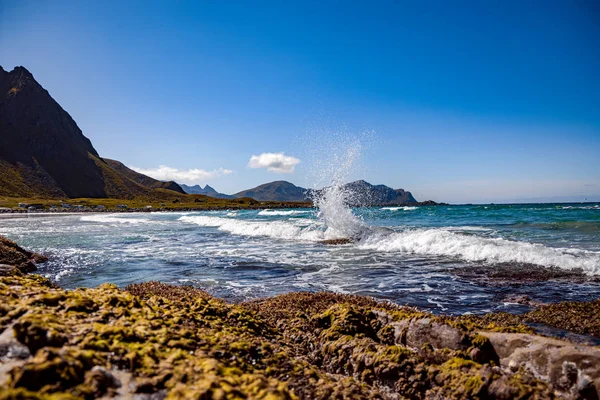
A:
[480, 331, 600, 396]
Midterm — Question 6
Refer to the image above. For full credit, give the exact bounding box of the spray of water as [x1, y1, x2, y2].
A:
[309, 138, 369, 240]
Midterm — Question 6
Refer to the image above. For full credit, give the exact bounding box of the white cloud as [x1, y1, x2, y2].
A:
[130, 165, 233, 184]
[248, 152, 301, 173]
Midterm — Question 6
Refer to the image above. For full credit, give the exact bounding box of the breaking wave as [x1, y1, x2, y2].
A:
[179, 215, 329, 241]
[257, 210, 312, 216]
[179, 215, 600, 275]
[80, 215, 152, 224]
[359, 228, 600, 275]
[381, 206, 418, 211]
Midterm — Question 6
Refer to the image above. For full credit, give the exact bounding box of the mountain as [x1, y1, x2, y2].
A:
[234, 181, 310, 202]
[341, 180, 417, 206]
[233, 180, 419, 205]
[0, 65, 179, 199]
[179, 184, 234, 199]
[103, 159, 185, 194]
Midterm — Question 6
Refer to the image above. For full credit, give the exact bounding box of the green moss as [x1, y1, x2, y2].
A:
[523, 299, 600, 337]
[0, 272, 569, 399]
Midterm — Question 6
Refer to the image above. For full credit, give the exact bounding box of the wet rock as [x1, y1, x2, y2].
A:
[403, 318, 469, 351]
[578, 371, 599, 400]
[449, 262, 600, 284]
[559, 361, 579, 390]
[16, 260, 37, 273]
[0, 236, 47, 267]
[503, 294, 546, 308]
[524, 299, 600, 338]
[480, 331, 600, 396]
[0, 264, 21, 277]
[84, 366, 121, 397]
[320, 238, 353, 245]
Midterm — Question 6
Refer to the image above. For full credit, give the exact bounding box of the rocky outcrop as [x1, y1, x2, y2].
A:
[0, 236, 47, 273]
[1, 268, 598, 398]
[480, 332, 600, 397]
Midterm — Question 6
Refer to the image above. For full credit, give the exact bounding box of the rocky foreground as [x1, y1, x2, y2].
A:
[0, 238, 599, 399]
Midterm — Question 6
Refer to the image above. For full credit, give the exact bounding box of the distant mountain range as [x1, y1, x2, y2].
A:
[0, 65, 184, 198]
[178, 180, 420, 205]
[179, 184, 234, 199]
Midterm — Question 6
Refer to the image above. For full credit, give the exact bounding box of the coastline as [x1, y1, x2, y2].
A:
[0, 202, 445, 215]
[0, 237, 599, 399]
[0, 203, 313, 215]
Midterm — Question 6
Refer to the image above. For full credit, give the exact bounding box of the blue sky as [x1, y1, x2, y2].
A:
[1, 0, 599, 203]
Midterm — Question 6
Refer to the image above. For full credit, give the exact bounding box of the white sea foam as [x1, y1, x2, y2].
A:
[80, 214, 151, 224]
[358, 228, 600, 275]
[179, 215, 330, 241]
[51, 268, 74, 282]
[257, 209, 312, 216]
[443, 226, 494, 232]
[381, 206, 417, 211]
[560, 205, 600, 210]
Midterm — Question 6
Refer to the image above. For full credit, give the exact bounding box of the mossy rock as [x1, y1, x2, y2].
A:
[0, 272, 595, 399]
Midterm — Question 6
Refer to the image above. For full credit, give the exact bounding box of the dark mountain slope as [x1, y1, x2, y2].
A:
[0, 66, 108, 197]
[0, 65, 176, 198]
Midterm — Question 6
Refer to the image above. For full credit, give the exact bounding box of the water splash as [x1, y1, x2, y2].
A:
[309, 138, 368, 240]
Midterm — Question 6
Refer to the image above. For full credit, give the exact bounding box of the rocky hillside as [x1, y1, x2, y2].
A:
[180, 183, 234, 199]
[341, 180, 417, 206]
[234, 180, 309, 202]
[0, 66, 178, 199]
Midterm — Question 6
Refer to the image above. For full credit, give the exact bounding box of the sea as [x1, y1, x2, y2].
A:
[1, 199, 599, 315]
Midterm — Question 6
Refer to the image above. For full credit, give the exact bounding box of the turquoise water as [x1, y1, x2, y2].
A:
[1, 203, 599, 315]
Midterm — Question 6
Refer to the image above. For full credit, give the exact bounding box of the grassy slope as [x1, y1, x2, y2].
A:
[0, 159, 66, 198]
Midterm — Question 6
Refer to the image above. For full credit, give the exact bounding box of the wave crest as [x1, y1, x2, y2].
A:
[257, 210, 312, 216]
[359, 228, 600, 275]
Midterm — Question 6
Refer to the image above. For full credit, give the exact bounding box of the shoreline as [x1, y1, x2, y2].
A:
[0, 202, 446, 215]
[0, 203, 313, 215]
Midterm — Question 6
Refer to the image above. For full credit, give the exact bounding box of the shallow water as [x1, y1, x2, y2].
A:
[1, 203, 599, 315]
